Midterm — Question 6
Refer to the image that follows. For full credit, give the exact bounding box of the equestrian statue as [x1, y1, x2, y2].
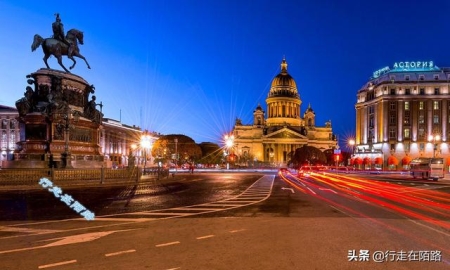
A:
[31, 13, 91, 73]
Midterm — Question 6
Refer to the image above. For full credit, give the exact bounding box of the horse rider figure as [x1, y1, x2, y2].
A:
[52, 13, 74, 57]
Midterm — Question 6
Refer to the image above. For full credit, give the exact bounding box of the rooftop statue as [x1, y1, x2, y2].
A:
[31, 13, 91, 73]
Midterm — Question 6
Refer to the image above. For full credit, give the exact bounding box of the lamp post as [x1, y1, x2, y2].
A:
[62, 102, 80, 169]
[140, 131, 152, 175]
[174, 138, 178, 172]
[224, 133, 234, 170]
[348, 139, 355, 155]
[428, 134, 440, 158]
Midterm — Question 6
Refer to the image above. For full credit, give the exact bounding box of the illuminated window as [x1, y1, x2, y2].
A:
[433, 115, 440, 124]
[418, 128, 425, 139]
[419, 102, 424, 110]
[419, 143, 424, 151]
[404, 128, 410, 139]
[404, 101, 409, 110]
[418, 114, 424, 124]
[404, 110, 410, 125]
[433, 101, 439, 110]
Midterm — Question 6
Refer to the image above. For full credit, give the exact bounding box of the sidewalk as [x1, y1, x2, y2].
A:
[0, 174, 174, 192]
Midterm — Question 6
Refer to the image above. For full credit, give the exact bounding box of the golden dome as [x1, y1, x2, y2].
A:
[268, 58, 299, 98]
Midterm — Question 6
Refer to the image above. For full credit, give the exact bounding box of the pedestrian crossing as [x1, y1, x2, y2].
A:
[0, 175, 274, 238]
[96, 175, 274, 220]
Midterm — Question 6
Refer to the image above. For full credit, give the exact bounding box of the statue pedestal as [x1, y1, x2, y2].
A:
[5, 69, 105, 169]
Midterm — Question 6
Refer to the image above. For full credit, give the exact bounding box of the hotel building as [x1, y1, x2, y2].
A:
[355, 61, 450, 168]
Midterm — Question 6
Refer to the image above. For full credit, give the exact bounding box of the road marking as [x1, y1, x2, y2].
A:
[319, 188, 337, 194]
[0, 226, 61, 234]
[229, 229, 246, 233]
[43, 231, 117, 248]
[281, 187, 295, 193]
[196, 235, 214, 240]
[156, 241, 180, 247]
[38, 260, 77, 269]
[105, 249, 136, 257]
[0, 229, 135, 255]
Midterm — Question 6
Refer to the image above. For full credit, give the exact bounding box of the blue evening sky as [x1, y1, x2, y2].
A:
[1, 0, 450, 146]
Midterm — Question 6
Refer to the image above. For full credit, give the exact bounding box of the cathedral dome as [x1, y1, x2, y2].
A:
[268, 58, 299, 98]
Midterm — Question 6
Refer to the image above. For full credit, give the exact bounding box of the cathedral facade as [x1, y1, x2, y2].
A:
[232, 58, 337, 166]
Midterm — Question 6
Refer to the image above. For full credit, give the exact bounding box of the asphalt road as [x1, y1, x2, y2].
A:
[0, 172, 449, 269]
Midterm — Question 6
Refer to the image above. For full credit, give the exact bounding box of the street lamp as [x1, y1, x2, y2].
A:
[140, 131, 152, 174]
[62, 102, 80, 169]
[174, 138, 178, 172]
[224, 133, 234, 170]
[348, 139, 355, 155]
[428, 134, 440, 158]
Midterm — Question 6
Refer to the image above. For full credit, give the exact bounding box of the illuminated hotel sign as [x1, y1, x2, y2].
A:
[372, 61, 437, 78]
[393, 61, 434, 70]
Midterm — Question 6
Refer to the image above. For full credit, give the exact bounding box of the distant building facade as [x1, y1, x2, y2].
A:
[355, 61, 450, 168]
[0, 105, 20, 166]
[0, 105, 156, 168]
[232, 58, 337, 166]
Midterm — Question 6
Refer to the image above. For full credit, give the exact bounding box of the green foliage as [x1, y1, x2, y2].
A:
[198, 142, 223, 164]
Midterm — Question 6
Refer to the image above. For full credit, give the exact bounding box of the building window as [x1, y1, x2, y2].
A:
[433, 115, 440, 124]
[418, 128, 425, 139]
[404, 128, 410, 139]
[1, 119, 7, 130]
[404, 101, 410, 110]
[1, 130, 6, 149]
[419, 75, 424, 81]
[419, 114, 425, 124]
[419, 101, 424, 110]
[390, 101, 396, 110]
[389, 128, 396, 139]
[433, 101, 439, 110]
[405, 88, 410, 95]
[434, 88, 440, 95]
[405, 143, 410, 152]
[369, 116, 374, 128]
[404, 110, 410, 125]
[419, 143, 425, 151]
[420, 88, 425, 95]
[390, 89, 396, 95]
[389, 113, 396, 125]
[434, 74, 439, 80]
[405, 75, 410, 81]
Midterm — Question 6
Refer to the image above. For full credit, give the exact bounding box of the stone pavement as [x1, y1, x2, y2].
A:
[0, 173, 180, 192]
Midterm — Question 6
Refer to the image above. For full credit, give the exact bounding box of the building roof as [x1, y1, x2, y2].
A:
[0, 105, 18, 112]
[268, 58, 299, 99]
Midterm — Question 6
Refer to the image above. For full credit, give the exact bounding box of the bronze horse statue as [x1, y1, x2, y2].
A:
[32, 29, 91, 73]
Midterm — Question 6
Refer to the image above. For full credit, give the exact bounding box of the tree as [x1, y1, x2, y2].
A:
[292, 145, 327, 167]
[151, 134, 202, 165]
[198, 142, 223, 165]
